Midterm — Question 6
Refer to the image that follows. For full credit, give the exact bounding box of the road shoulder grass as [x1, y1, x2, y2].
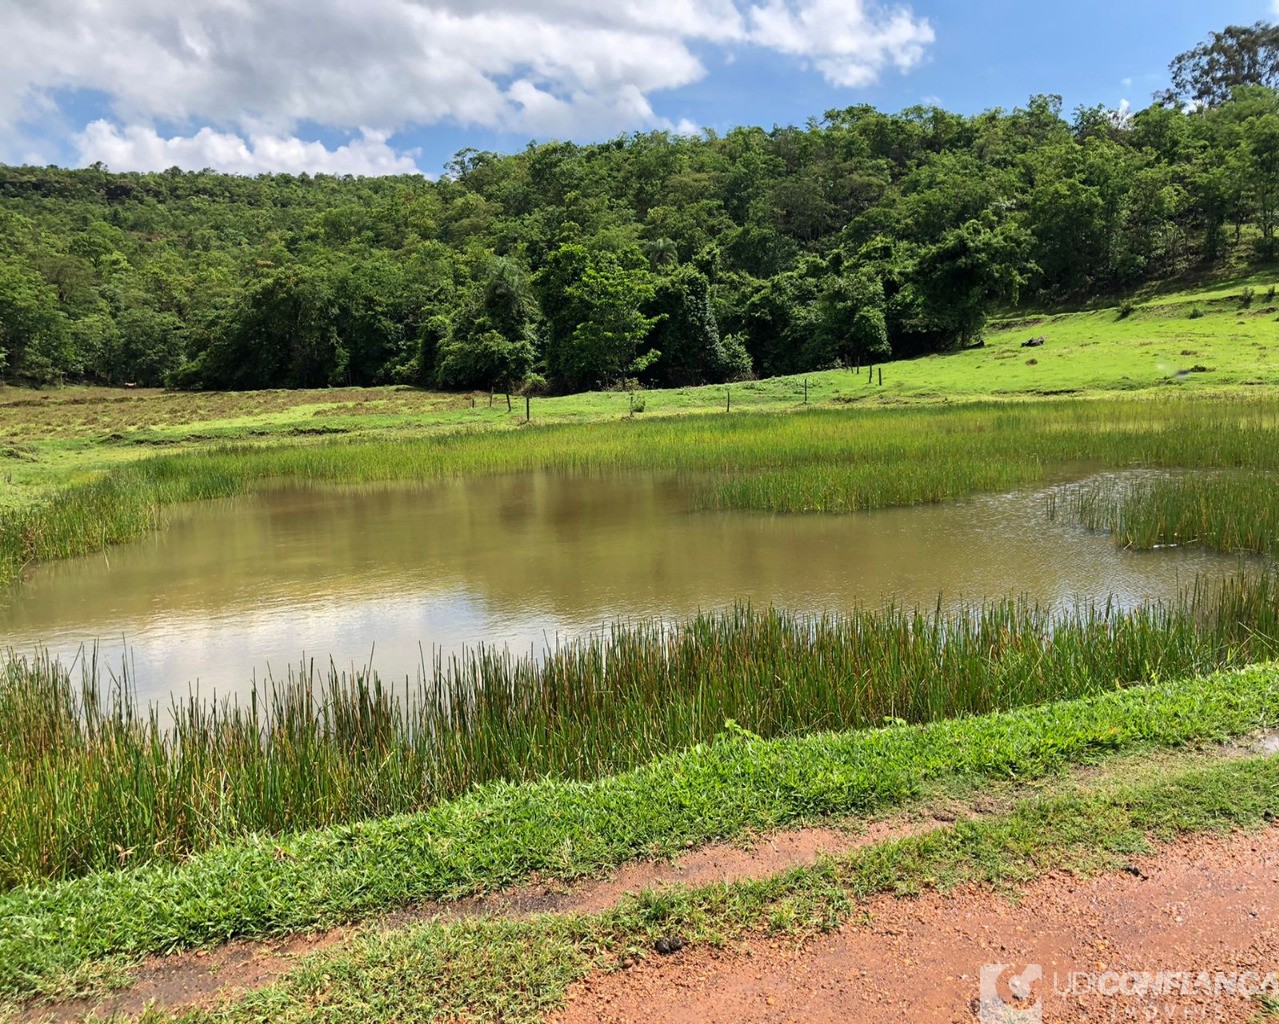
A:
[123, 750, 1279, 1024]
[4, 662, 1279, 1004]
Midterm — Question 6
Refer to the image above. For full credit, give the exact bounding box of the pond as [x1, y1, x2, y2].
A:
[0, 470, 1253, 705]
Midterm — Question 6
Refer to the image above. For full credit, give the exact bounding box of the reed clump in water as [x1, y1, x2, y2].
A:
[695, 458, 1040, 513]
[2, 573, 1276, 890]
[4, 395, 1279, 585]
[1050, 471, 1279, 555]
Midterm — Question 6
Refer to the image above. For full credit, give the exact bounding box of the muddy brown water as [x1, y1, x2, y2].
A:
[0, 471, 1256, 706]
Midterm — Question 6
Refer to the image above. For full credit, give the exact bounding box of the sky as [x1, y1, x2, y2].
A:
[1, 0, 1275, 178]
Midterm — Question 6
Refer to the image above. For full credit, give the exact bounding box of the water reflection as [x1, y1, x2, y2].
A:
[0, 471, 1252, 704]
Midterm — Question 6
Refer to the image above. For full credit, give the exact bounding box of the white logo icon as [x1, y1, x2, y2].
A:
[979, 963, 1043, 1023]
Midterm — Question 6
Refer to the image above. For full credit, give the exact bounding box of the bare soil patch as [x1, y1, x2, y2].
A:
[553, 826, 1279, 1024]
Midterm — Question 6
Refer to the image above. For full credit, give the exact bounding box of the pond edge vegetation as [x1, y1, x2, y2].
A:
[3, 661, 1279, 1001]
[4, 571, 1279, 888]
[5, 394, 1279, 589]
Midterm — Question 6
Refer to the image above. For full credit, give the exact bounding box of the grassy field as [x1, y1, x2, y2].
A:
[1, 274, 1276, 507]
[3, 662, 1278, 1003]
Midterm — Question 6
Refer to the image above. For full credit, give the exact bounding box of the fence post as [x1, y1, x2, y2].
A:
[726, 387, 731, 413]
[878, 367, 883, 387]
[804, 378, 809, 405]
[526, 394, 531, 422]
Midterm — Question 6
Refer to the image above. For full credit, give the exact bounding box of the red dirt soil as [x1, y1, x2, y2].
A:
[552, 825, 1279, 1024]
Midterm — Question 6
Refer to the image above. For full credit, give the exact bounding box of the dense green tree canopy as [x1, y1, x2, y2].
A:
[2, 26, 1279, 393]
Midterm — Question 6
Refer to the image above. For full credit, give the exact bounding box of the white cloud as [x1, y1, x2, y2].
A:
[4, 0, 934, 174]
[75, 122, 424, 176]
[746, 0, 934, 88]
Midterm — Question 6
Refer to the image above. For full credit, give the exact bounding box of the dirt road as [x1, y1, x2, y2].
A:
[553, 826, 1279, 1024]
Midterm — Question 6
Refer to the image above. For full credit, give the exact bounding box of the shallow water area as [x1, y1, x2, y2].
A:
[0, 470, 1254, 706]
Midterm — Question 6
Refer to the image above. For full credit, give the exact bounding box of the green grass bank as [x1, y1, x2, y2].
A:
[3, 661, 1279, 1001]
[144, 751, 1279, 1024]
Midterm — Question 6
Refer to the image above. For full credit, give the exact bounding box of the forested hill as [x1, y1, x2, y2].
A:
[4, 40, 1279, 393]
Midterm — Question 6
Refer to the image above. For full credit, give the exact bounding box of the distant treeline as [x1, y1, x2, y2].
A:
[3, 29, 1279, 392]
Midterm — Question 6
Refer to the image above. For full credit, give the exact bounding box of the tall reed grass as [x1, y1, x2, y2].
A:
[3, 573, 1276, 890]
[1050, 471, 1279, 555]
[4, 395, 1279, 584]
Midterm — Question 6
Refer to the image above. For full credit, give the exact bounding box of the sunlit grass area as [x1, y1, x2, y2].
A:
[1, 274, 1276, 513]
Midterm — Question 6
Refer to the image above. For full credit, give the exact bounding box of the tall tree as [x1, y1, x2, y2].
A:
[537, 240, 658, 392]
[644, 263, 749, 387]
[1161, 22, 1279, 108]
[435, 257, 539, 391]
